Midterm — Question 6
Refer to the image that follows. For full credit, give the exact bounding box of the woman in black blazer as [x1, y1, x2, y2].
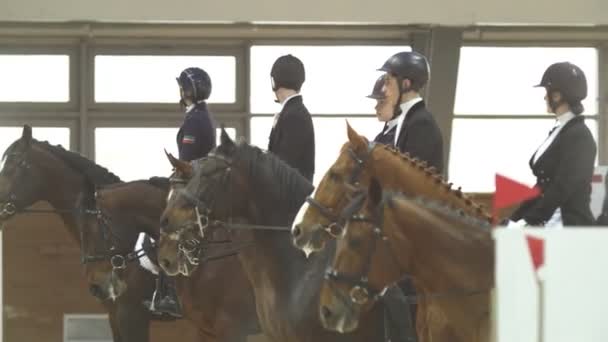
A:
[510, 62, 597, 227]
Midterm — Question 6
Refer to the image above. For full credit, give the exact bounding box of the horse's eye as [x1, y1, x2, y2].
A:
[348, 237, 363, 249]
[328, 171, 340, 181]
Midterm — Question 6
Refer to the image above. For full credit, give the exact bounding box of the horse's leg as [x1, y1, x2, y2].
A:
[115, 298, 151, 342]
[104, 302, 123, 342]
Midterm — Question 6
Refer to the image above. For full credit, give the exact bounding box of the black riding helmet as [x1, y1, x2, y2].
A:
[176, 67, 212, 103]
[367, 75, 386, 100]
[536, 62, 587, 114]
[270, 54, 305, 92]
[377, 51, 430, 116]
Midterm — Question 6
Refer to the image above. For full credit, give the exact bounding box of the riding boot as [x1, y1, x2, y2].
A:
[153, 273, 183, 318]
[382, 284, 417, 342]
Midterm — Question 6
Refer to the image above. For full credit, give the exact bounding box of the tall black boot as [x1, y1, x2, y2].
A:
[382, 285, 417, 342]
[153, 273, 183, 318]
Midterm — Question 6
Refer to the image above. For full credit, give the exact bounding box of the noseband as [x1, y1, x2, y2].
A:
[324, 193, 395, 308]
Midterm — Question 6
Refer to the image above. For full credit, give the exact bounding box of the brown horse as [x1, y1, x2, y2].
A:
[291, 123, 491, 255]
[78, 177, 260, 342]
[158, 130, 390, 342]
[0, 125, 160, 342]
[320, 179, 494, 342]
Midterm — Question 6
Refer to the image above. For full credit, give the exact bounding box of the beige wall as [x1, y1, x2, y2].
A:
[0, 0, 606, 25]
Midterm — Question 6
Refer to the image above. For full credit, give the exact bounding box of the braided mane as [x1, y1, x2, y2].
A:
[371, 143, 492, 223]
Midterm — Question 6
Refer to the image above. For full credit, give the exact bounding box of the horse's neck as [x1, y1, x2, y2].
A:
[369, 149, 487, 220]
[390, 205, 494, 293]
[45, 172, 85, 243]
[119, 194, 163, 240]
[237, 230, 305, 290]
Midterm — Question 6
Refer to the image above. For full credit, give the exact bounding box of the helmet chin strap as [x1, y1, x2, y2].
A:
[391, 77, 412, 120]
[547, 89, 564, 114]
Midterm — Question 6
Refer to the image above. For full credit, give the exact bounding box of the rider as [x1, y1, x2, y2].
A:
[368, 51, 444, 342]
[374, 51, 443, 172]
[148, 67, 216, 318]
[509, 62, 596, 228]
[267, 54, 315, 182]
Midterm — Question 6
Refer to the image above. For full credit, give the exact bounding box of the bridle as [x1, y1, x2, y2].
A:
[79, 204, 151, 272]
[304, 143, 376, 238]
[0, 151, 83, 218]
[324, 193, 396, 309]
[324, 192, 488, 312]
[165, 152, 291, 265]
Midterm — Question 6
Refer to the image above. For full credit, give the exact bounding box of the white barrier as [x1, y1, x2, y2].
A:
[494, 228, 608, 342]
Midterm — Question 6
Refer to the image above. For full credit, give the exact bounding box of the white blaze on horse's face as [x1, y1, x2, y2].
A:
[292, 185, 317, 233]
[165, 231, 181, 242]
[0, 155, 7, 174]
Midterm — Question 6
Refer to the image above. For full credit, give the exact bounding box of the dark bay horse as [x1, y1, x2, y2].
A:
[291, 123, 491, 255]
[77, 177, 260, 342]
[0, 125, 170, 342]
[158, 129, 388, 342]
[321, 179, 494, 342]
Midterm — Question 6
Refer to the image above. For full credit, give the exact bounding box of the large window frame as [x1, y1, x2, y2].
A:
[449, 42, 603, 191]
[0, 24, 607, 342]
[0, 44, 80, 113]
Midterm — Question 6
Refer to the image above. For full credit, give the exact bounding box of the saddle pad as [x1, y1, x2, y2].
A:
[135, 233, 160, 275]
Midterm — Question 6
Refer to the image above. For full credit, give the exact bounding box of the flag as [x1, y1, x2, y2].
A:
[493, 174, 540, 224]
[525, 235, 545, 271]
[182, 135, 196, 144]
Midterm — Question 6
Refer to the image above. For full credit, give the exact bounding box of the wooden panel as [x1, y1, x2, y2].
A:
[2, 202, 199, 342]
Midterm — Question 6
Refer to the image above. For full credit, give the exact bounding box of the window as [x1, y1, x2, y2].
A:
[0, 127, 71, 156]
[251, 116, 382, 185]
[95, 127, 235, 181]
[449, 118, 598, 192]
[454, 47, 598, 115]
[0, 55, 70, 102]
[94, 55, 236, 103]
[450, 46, 600, 192]
[250, 45, 410, 114]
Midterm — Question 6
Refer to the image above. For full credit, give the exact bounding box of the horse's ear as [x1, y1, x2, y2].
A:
[346, 121, 367, 152]
[164, 149, 193, 178]
[236, 135, 247, 145]
[368, 177, 383, 209]
[21, 125, 32, 146]
[219, 125, 235, 148]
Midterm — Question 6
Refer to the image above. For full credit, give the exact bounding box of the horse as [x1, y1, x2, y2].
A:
[77, 177, 260, 342]
[157, 129, 390, 342]
[320, 178, 494, 342]
[291, 122, 491, 255]
[0, 125, 171, 342]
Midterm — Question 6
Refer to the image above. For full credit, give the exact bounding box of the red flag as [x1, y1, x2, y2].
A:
[525, 235, 545, 271]
[493, 174, 541, 223]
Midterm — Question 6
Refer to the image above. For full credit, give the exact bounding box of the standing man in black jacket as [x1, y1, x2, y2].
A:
[510, 62, 596, 228]
[267, 54, 315, 182]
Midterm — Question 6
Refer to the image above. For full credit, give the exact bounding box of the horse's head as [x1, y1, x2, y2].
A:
[0, 125, 55, 221]
[159, 128, 250, 276]
[319, 178, 409, 333]
[77, 181, 137, 301]
[292, 123, 372, 255]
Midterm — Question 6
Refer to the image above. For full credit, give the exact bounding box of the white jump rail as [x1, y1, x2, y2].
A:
[494, 228, 608, 342]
